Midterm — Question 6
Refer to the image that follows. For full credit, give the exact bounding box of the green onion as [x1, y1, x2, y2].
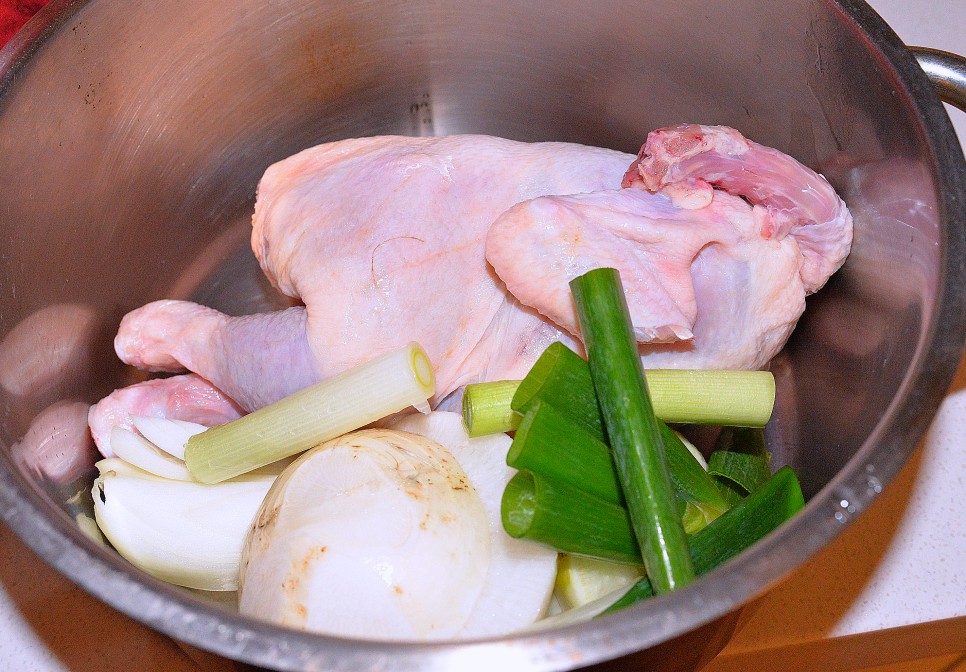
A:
[659, 423, 730, 521]
[507, 401, 730, 528]
[462, 380, 522, 437]
[512, 342, 605, 439]
[571, 268, 695, 594]
[502, 343, 775, 440]
[554, 554, 645, 610]
[507, 401, 623, 505]
[708, 452, 769, 496]
[642, 369, 774, 427]
[708, 427, 772, 506]
[682, 501, 721, 535]
[501, 470, 640, 565]
[184, 342, 436, 484]
[601, 466, 804, 613]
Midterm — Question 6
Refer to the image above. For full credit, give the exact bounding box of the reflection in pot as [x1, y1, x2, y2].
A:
[0, 303, 98, 400]
[10, 400, 96, 485]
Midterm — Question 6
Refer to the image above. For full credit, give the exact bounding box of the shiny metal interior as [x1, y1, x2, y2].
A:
[1, 0, 964, 670]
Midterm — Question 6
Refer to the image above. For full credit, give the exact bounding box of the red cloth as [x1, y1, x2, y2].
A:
[0, 0, 48, 49]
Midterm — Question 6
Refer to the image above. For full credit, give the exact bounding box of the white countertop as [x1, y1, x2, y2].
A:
[1, 1, 964, 671]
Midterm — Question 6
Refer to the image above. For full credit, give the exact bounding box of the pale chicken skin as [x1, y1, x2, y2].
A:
[487, 124, 853, 370]
[89, 126, 852, 456]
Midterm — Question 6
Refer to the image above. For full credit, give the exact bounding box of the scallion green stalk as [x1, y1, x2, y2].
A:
[185, 342, 435, 484]
[601, 466, 804, 613]
[501, 470, 640, 565]
[707, 451, 770, 495]
[659, 423, 731, 518]
[642, 369, 774, 427]
[709, 427, 772, 505]
[507, 401, 623, 505]
[571, 268, 695, 594]
[512, 342, 605, 439]
[508, 401, 731, 527]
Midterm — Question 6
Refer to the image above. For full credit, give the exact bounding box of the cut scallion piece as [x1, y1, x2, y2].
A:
[709, 427, 772, 506]
[708, 452, 770, 495]
[571, 268, 695, 594]
[507, 401, 730, 526]
[512, 342, 605, 440]
[601, 466, 804, 613]
[642, 369, 774, 427]
[555, 554, 645, 610]
[184, 342, 435, 484]
[508, 343, 776, 440]
[507, 401, 623, 505]
[659, 423, 731, 520]
[501, 470, 640, 565]
[462, 380, 522, 437]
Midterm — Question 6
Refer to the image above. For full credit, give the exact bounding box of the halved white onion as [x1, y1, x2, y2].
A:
[239, 428, 491, 640]
[131, 416, 207, 460]
[388, 411, 558, 638]
[92, 458, 276, 590]
[110, 426, 193, 481]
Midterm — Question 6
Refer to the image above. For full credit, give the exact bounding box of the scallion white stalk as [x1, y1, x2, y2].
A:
[462, 380, 522, 437]
[185, 342, 436, 484]
[642, 369, 775, 427]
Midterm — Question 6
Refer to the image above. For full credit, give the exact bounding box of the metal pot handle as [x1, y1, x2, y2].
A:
[909, 47, 966, 112]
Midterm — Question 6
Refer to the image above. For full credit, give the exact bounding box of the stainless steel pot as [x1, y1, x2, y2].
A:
[1, 1, 964, 670]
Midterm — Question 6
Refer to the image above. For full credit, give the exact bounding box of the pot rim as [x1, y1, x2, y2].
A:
[1, 0, 965, 670]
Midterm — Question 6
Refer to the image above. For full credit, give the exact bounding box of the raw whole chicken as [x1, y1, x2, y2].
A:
[90, 125, 852, 455]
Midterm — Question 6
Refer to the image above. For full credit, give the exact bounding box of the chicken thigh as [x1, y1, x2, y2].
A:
[90, 127, 852, 456]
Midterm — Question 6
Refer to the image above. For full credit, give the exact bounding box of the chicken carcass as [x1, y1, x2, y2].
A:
[90, 126, 852, 455]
